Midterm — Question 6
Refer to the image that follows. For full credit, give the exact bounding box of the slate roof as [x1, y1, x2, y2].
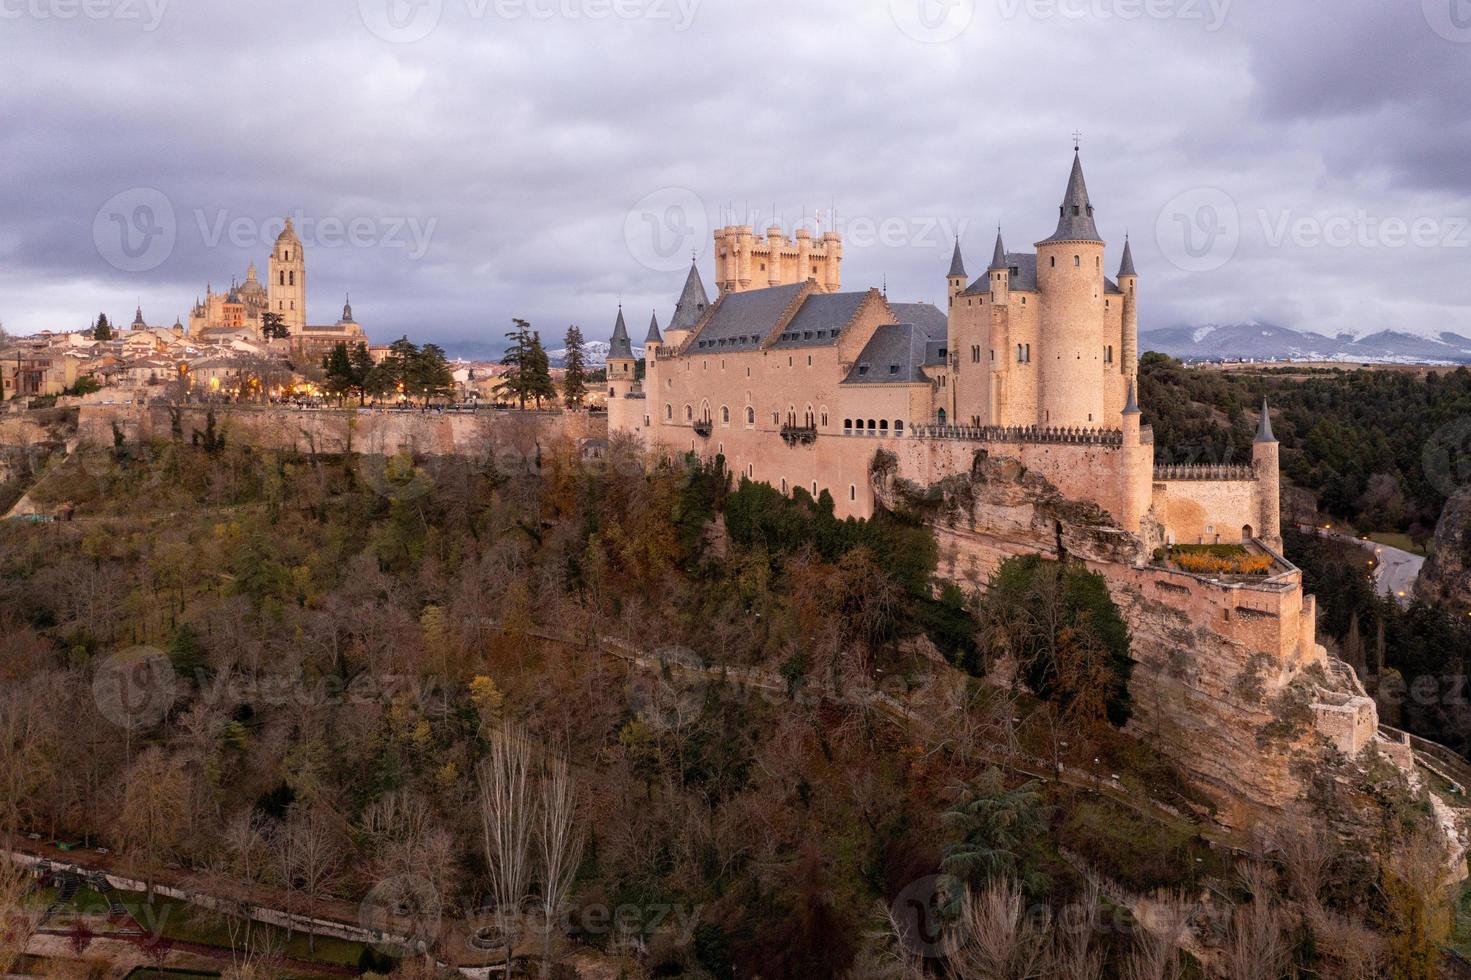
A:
[769, 292, 869, 348]
[1255, 398, 1276, 443]
[689, 282, 805, 352]
[948, 239, 967, 279]
[669, 260, 710, 332]
[842, 323, 936, 385]
[1040, 151, 1103, 243]
[962, 251, 1121, 296]
[1118, 236, 1137, 277]
[645, 311, 662, 345]
[888, 302, 947, 344]
[989, 231, 1007, 271]
[608, 308, 634, 360]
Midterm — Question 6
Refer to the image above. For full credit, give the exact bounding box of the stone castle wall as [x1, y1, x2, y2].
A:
[75, 404, 604, 457]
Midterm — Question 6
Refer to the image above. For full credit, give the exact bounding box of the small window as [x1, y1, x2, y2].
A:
[895, 420, 904, 433]
[1073, 255, 1080, 267]
[665, 404, 672, 419]
[721, 406, 730, 423]
[889, 365, 899, 375]
[849, 485, 856, 501]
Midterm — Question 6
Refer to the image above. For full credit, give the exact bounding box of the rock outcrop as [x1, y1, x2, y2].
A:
[1420, 487, 1471, 612]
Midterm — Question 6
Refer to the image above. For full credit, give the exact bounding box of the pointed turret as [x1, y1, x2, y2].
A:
[1041, 151, 1102, 243]
[341, 293, 354, 323]
[1118, 235, 1137, 278]
[947, 238, 967, 279]
[608, 306, 634, 361]
[1255, 397, 1276, 443]
[988, 229, 1008, 270]
[669, 259, 710, 332]
[1123, 379, 1140, 415]
[133, 304, 145, 329]
[645, 310, 662, 346]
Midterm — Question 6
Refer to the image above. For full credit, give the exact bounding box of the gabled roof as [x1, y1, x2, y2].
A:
[669, 260, 710, 332]
[770, 291, 869, 348]
[1040, 151, 1103, 244]
[842, 323, 936, 385]
[887, 302, 947, 343]
[688, 282, 806, 352]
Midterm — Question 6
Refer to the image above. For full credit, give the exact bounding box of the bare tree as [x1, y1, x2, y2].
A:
[536, 752, 585, 970]
[479, 726, 536, 970]
[0, 856, 41, 977]
[942, 878, 1047, 979]
[115, 747, 189, 902]
[284, 802, 344, 955]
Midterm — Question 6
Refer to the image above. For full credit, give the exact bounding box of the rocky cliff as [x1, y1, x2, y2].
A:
[1421, 487, 1471, 612]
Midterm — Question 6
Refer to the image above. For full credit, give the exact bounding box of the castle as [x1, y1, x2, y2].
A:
[187, 217, 368, 358]
[602, 152, 1412, 822]
[608, 151, 1279, 555]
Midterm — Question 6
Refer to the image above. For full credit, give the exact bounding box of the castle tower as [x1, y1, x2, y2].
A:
[664, 258, 709, 350]
[1119, 380, 1153, 534]
[947, 238, 967, 306]
[1253, 398, 1282, 549]
[1036, 151, 1107, 428]
[1118, 235, 1139, 384]
[268, 216, 306, 334]
[987, 229, 1009, 306]
[606, 307, 636, 397]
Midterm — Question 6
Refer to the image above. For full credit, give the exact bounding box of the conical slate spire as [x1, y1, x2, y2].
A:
[988, 229, 1008, 271]
[948, 238, 967, 279]
[1255, 398, 1277, 443]
[1123, 379, 1140, 415]
[1041, 151, 1102, 243]
[609, 306, 634, 360]
[669, 259, 710, 331]
[645, 310, 662, 345]
[1118, 235, 1137, 277]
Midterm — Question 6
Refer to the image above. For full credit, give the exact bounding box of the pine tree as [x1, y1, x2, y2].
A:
[349, 343, 376, 405]
[526, 331, 556, 409]
[562, 325, 588, 408]
[260, 312, 289, 340]
[418, 343, 455, 404]
[94, 314, 112, 341]
[501, 319, 555, 410]
[323, 343, 356, 403]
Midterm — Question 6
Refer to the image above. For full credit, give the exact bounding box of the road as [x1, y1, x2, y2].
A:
[1371, 541, 1425, 605]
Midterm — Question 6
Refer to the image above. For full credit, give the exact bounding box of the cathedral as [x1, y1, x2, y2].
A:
[187, 216, 367, 358]
[608, 150, 1280, 554]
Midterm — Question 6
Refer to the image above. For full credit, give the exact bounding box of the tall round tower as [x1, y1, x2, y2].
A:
[268, 216, 306, 334]
[1118, 235, 1139, 387]
[1036, 152, 1107, 428]
[1253, 399, 1282, 549]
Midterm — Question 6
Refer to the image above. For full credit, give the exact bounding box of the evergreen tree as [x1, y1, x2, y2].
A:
[260, 312, 290, 340]
[322, 343, 356, 403]
[349, 343, 376, 405]
[93, 314, 112, 341]
[562, 325, 589, 408]
[501, 319, 557, 409]
[417, 343, 455, 404]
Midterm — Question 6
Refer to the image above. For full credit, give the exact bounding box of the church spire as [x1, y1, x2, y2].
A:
[947, 237, 967, 279]
[1041, 150, 1103, 243]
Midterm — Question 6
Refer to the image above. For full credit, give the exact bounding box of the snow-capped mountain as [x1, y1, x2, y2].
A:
[1140, 323, 1471, 365]
[545, 340, 644, 369]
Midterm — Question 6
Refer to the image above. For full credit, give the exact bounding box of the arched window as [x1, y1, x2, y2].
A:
[937, 408, 947, 425]
[867, 419, 876, 432]
[820, 409, 829, 428]
[1073, 255, 1080, 267]
[1242, 524, 1254, 541]
[895, 420, 904, 433]
[879, 420, 889, 432]
[721, 406, 729, 424]
[745, 406, 755, 426]
[685, 404, 693, 421]
[849, 485, 856, 501]
[665, 404, 672, 420]
[844, 418, 853, 433]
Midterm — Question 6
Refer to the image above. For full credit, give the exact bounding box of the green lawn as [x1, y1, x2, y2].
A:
[1366, 532, 1429, 557]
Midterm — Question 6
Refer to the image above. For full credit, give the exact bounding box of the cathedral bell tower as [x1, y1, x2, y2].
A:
[268, 216, 306, 334]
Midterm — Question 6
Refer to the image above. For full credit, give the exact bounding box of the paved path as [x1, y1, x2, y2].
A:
[1368, 540, 1425, 604]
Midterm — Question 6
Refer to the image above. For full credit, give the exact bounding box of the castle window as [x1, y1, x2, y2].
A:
[1025, 343, 1031, 362]
[1050, 256, 1055, 268]
[721, 406, 729, 424]
[746, 407, 755, 426]
[820, 410, 828, 427]
[781, 479, 787, 493]
[609, 387, 615, 397]
[844, 418, 852, 433]
[889, 365, 899, 375]
[1073, 255, 1080, 267]
[666, 404, 672, 419]
[858, 364, 869, 376]
[879, 420, 889, 432]
[895, 420, 904, 433]
[850, 485, 856, 501]
[685, 405, 693, 420]
[808, 355, 813, 366]
[290, 271, 296, 285]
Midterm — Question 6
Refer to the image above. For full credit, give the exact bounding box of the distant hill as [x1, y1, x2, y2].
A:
[1140, 322, 1471, 365]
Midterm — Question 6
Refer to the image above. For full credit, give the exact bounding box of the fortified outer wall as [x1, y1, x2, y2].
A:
[75, 404, 604, 457]
[1154, 475, 1261, 545]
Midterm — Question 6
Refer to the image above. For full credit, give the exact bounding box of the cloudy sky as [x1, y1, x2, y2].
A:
[1, 0, 1468, 355]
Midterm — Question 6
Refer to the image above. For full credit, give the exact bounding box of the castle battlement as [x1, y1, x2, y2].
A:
[912, 423, 1126, 447]
[1154, 463, 1257, 481]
